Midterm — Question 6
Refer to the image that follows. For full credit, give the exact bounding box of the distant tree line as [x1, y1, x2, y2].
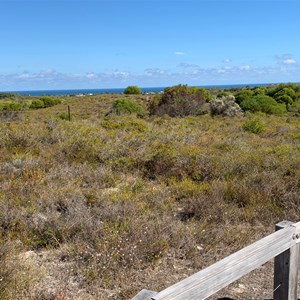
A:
[119, 83, 300, 117]
[235, 83, 300, 114]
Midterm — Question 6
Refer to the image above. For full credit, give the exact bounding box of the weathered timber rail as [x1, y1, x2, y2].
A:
[132, 220, 300, 300]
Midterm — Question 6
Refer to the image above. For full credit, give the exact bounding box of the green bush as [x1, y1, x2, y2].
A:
[8, 102, 22, 111]
[255, 95, 283, 114]
[58, 112, 72, 120]
[30, 99, 44, 109]
[267, 84, 300, 107]
[0, 101, 21, 111]
[40, 96, 61, 107]
[240, 95, 286, 115]
[242, 118, 264, 134]
[271, 87, 295, 110]
[235, 89, 254, 104]
[289, 100, 300, 113]
[188, 87, 212, 102]
[29, 97, 61, 110]
[149, 84, 208, 117]
[235, 84, 300, 112]
[112, 98, 145, 115]
[123, 85, 142, 95]
[239, 97, 261, 112]
[253, 87, 267, 95]
[266, 103, 286, 115]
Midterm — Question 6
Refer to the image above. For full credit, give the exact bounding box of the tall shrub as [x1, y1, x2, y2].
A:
[149, 84, 209, 117]
[123, 86, 142, 95]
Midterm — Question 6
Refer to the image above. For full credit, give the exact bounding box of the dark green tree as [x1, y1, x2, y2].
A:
[123, 86, 142, 95]
[273, 88, 295, 109]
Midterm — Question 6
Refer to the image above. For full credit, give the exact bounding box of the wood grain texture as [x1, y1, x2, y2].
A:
[274, 221, 300, 300]
[131, 289, 158, 300]
[153, 222, 300, 300]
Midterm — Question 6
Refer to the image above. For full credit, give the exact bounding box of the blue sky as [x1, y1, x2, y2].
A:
[0, 0, 299, 91]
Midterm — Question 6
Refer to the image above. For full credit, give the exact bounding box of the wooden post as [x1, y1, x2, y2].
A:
[68, 105, 71, 121]
[132, 221, 300, 300]
[153, 223, 298, 300]
[273, 221, 300, 300]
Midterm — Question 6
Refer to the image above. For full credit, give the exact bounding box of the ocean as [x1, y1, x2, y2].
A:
[10, 83, 279, 96]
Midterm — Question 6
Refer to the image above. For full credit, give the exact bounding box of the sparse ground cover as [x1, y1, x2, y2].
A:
[0, 91, 299, 299]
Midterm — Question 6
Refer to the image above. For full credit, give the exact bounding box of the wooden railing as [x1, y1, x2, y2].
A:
[132, 220, 300, 300]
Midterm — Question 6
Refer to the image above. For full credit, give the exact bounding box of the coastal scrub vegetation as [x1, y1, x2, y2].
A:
[235, 83, 300, 114]
[147, 83, 300, 117]
[111, 98, 145, 115]
[0, 84, 299, 299]
[0, 93, 62, 113]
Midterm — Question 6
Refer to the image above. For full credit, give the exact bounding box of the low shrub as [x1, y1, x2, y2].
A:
[30, 99, 44, 109]
[0, 241, 33, 300]
[0, 111, 23, 121]
[8, 102, 22, 111]
[29, 97, 61, 110]
[240, 95, 286, 115]
[111, 98, 145, 115]
[235, 89, 254, 104]
[256, 95, 286, 114]
[242, 118, 264, 134]
[288, 100, 300, 113]
[0, 101, 22, 111]
[58, 112, 71, 120]
[40, 96, 61, 107]
[239, 97, 261, 112]
[210, 95, 243, 116]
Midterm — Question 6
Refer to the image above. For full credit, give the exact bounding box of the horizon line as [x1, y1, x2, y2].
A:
[3, 81, 300, 94]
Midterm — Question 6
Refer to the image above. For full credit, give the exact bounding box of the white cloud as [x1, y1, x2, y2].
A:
[223, 58, 232, 63]
[275, 54, 297, 66]
[1, 63, 300, 91]
[18, 73, 33, 79]
[175, 52, 185, 55]
[283, 58, 297, 65]
[217, 69, 226, 74]
[240, 65, 251, 71]
[177, 63, 199, 68]
[85, 73, 96, 79]
[112, 71, 129, 78]
[44, 68, 56, 74]
[144, 68, 166, 76]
